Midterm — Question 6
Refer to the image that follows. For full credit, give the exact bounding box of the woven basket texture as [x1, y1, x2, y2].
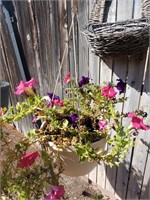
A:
[84, 0, 150, 57]
[142, 0, 150, 17]
[84, 18, 150, 57]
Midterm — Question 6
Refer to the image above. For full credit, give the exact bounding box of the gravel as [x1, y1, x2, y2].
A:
[60, 174, 119, 200]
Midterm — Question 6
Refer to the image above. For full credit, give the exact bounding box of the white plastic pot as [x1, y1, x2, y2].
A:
[49, 138, 106, 177]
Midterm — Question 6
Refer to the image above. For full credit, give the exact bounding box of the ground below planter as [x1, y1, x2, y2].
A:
[60, 174, 119, 200]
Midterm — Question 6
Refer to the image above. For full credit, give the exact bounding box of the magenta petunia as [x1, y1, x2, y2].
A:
[24, 78, 37, 88]
[44, 93, 64, 107]
[51, 99, 64, 107]
[14, 78, 37, 96]
[98, 120, 108, 131]
[17, 151, 40, 168]
[101, 86, 117, 99]
[128, 112, 150, 130]
[63, 72, 71, 84]
[44, 185, 65, 200]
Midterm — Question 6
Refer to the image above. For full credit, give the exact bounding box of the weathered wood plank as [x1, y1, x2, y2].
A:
[100, 57, 114, 194]
[107, 0, 117, 22]
[97, 162, 107, 189]
[67, 0, 76, 78]
[1, 5, 34, 134]
[112, 1, 145, 198]
[13, 1, 37, 81]
[115, 53, 146, 199]
[140, 49, 150, 199]
[50, 0, 63, 97]
[100, 0, 117, 193]
[99, 58, 113, 84]
[78, 0, 89, 77]
[134, 0, 142, 19]
[117, 0, 134, 20]
[105, 55, 128, 196]
[98, 57, 113, 192]
[13, 1, 65, 97]
[88, 0, 100, 183]
[57, 0, 69, 98]
[112, 55, 128, 112]
[32, 0, 54, 95]
[88, 0, 100, 84]
[141, 153, 150, 199]
[1, 6, 22, 97]
[126, 50, 150, 199]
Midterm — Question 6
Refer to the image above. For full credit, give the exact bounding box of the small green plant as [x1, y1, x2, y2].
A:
[94, 194, 104, 200]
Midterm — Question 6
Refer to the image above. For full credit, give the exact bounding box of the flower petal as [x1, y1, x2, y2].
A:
[44, 185, 65, 200]
[128, 112, 150, 131]
[63, 72, 71, 84]
[14, 78, 37, 96]
[78, 76, 90, 87]
[116, 79, 126, 94]
[101, 86, 117, 99]
[17, 151, 39, 168]
[98, 120, 108, 131]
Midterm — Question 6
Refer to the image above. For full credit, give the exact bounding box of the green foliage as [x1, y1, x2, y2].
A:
[0, 79, 141, 167]
[93, 194, 104, 200]
[2, 95, 42, 123]
[0, 76, 148, 199]
[0, 132, 61, 199]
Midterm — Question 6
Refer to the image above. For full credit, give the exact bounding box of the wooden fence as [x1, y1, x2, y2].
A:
[0, 0, 149, 199]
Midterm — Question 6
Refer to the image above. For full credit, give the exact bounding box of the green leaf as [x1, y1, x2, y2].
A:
[63, 119, 69, 128]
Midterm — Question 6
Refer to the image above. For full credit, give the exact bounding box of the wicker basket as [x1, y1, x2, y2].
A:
[84, 0, 150, 57]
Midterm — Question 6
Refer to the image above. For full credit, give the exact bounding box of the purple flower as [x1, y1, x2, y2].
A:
[44, 185, 65, 200]
[70, 114, 78, 126]
[65, 114, 78, 127]
[116, 79, 126, 94]
[78, 76, 90, 87]
[47, 92, 60, 100]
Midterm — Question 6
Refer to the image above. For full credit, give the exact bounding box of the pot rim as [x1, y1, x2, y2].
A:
[49, 138, 106, 152]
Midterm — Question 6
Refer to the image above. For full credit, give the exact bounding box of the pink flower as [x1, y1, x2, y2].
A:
[63, 72, 71, 84]
[17, 151, 40, 168]
[101, 86, 117, 99]
[128, 112, 150, 131]
[32, 115, 38, 124]
[44, 185, 65, 200]
[0, 108, 3, 116]
[58, 100, 64, 107]
[51, 99, 64, 107]
[14, 78, 37, 96]
[98, 120, 108, 131]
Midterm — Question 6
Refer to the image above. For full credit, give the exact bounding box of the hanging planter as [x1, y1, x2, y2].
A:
[49, 138, 106, 177]
[1, 74, 149, 198]
[0, 81, 10, 108]
[83, 0, 150, 57]
[1, 75, 149, 171]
